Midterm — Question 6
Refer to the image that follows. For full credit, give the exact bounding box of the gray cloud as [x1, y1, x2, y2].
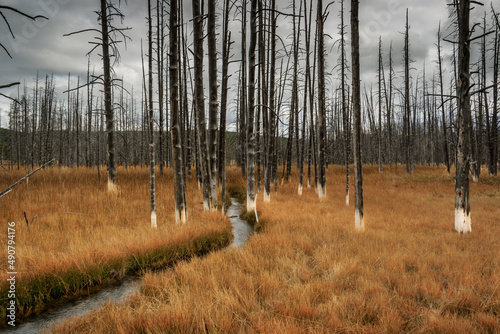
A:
[1, 0, 499, 128]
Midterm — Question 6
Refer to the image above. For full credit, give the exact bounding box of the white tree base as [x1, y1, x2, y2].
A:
[455, 208, 471, 233]
[247, 197, 256, 212]
[355, 209, 365, 232]
[318, 186, 326, 199]
[263, 191, 270, 203]
[203, 199, 210, 212]
[107, 179, 117, 193]
[298, 184, 303, 195]
[175, 208, 187, 224]
[346, 192, 349, 206]
[151, 210, 157, 229]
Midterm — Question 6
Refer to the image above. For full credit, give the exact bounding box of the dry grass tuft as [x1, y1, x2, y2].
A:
[32, 165, 500, 333]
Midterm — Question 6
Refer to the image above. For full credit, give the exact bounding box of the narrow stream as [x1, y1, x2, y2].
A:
[2, 198, 253, 333]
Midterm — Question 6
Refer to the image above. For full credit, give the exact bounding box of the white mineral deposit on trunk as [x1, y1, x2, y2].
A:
[355, 208, 364, 232]
[151, 210, 157, 229]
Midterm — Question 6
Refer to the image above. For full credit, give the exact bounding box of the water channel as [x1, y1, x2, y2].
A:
[2, 198, 253, 333]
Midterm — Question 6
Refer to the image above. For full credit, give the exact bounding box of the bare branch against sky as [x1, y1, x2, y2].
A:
[0, 0, 497, 127]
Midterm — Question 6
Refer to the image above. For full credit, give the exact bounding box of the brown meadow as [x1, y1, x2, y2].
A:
[49, 165, 499, 333]
[2, 165, 500, 333]
[0, 166, 232, 324]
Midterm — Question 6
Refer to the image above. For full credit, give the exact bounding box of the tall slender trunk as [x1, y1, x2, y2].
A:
[454, 0, 471, 233]
[157, 0, 164, 177]
[246, 0, 257, 211]
[437, 23, 451, 174]
[264, 0, 276, 202]
[404, 9, 411, 174]
[100, 0, 117, 192]
[378, 37, 383, 172]
[170, 0, 187, 223]
[192, 0, 211, 210]
[351, 0, 364, 231]
[239, 0, 247, 178]
[298, 0, 310, 196]
[207, 0, 218, 210]
[340, 0, 349, 204]
[317, 0, 326, 198]
[219, 0, 232, 214]
[148, 0, 157, 228]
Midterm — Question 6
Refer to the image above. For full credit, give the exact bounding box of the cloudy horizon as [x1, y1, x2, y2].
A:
[1, 0, 498, 130]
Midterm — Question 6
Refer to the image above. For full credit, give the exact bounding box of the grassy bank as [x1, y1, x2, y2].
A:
[49, 165, 499, 333]
[0, 166, 232, 325]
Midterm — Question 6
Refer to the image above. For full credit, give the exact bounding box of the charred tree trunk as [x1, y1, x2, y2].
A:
[100, 0, 117, 192]
[218, 0, 232, 214]
[192, 0, 212, 210]
[454, 0, 471, 233]
[351, 0, 364, 231]
[148, 0, 157, 228]
[207, 0, 218, 210]
[437, 23, 451, 174]
[170, 0, 187, 223]
[246, 0, 257, 211]
[264, 0, 276, 202]
[317, 0, 326, 198]
[404, 9, 411, 174]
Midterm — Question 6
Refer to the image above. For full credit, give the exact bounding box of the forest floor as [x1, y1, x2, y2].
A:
[0, 166, 232, 325]
[44, 165, 500, 333]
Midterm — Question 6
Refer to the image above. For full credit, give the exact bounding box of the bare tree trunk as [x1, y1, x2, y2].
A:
[170, 0, 187, 223]
[437, 23, 451, 174]
[384, 43, 394, 171]
[148, 0, 157, 229]
[192, 0, 211, 210]
[246, 0, 257, 211]
[101, 0, 117, 192]
[298, 0, 310, 196]
[264, 0, 276, 202]
[207, 0, 218, 210]
[378, 37, 383, 173]
[157, 0, 164, 177]
[339, 0, 349, 204]
[239, 0, 247, 178]
[454, 0, 471, 233]
[219, 0, 232, 214]
[317, 0, 326, 198]
[351, 0, 364, 231]
[490, 10, 499, 175]
[404, 9, 411, 175]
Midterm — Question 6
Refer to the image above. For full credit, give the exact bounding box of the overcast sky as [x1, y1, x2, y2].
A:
[0, 0, 497, 129]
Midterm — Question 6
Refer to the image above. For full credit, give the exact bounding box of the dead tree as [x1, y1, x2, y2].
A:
[64, 0, 130, 191]
[207, 0, 218, 210]
[246, 0, 257, 211]
[170, 0, 187, 223]
[404, 9, 412, 174]
[454, 0, 472, 233]
[351, 0, 364, 231]
[317, 0, 326, 198]
[148, 0, 157, 228]
[192, 0, 212, 210]
[218, 0, 233, 215]
[437, 23, 451, 174]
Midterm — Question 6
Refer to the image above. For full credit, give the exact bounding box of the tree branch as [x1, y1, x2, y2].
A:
[0, 159, 55, 199]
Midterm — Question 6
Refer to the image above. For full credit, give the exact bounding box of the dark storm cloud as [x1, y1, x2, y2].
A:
[1, 0, 499, 127]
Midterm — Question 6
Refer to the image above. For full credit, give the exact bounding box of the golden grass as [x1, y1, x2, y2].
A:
[0, 166, 232, 324]
[39, 166, 500, 332]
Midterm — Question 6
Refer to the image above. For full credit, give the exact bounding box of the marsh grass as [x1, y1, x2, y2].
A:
[0, 166, 232, 325]
[17, 165, 500, 333]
